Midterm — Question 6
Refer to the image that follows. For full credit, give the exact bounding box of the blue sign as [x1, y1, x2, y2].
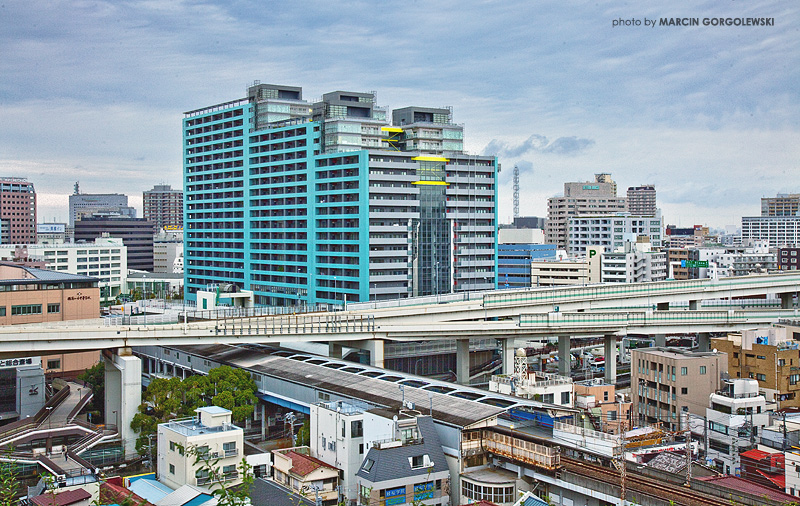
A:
[414, 492, 434, 501]
[386, 487, 406, 498]
[414, 483, 434, 493]
[385, 497, 405, 506]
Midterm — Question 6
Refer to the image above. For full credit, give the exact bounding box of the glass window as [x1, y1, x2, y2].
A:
[681, 367, 687, 376]
[699, 366, 707, 375]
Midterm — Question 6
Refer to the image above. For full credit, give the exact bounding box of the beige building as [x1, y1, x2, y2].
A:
[712, 325, 800, 409]
[272, 446, 339, 505]
[574, 378, 632, 434]
[157, 406, 243, 491]
[631, 347, 728, 431]
[530, 247, 602, 287]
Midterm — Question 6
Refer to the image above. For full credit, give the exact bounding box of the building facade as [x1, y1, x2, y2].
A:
[68, 186, 134, 227]
[741, 216, 800, 248]
[74, 217, 154, 271]
[310, 400, 366, 505]
[497, 229, 556, 289]
[631, 347, 728, 431]
[546, 174, 625, 249]
[144, 184, 183, 230]
[600, 241, 667, 284]
[566, 212, 663, 256]
[0, 177, 36, 244]
[626, 184, 657, 216]
[761, 193, 800, 217]
[779, 247, 800, 271]
[183, 83, 497, 306]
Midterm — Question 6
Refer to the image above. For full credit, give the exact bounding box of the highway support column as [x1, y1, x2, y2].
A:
[697, 332, 711, 352]
[502, 338, 516, 376]
[781, 292, 794, 309]
[604, 335, 617, 384]
[104, 348, 142, 458]
[558, 335, 570, 377]
[456, 338, 470, 386]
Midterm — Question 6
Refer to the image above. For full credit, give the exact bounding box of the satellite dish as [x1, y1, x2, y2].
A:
[712, 348, 717, 353]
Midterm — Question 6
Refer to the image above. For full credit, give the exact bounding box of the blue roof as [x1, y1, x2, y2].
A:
[127, 478, 174, 503]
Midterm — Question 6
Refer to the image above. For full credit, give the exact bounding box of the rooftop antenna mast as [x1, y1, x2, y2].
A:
[513, 165, 520, 219]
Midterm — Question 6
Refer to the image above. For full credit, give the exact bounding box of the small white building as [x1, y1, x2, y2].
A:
[600, 240, 667, 284]
[489, 349, 573, 407]
[157, 406, 244, 491]
[310, 400, 366, 504]
[786, 449, 800, 497]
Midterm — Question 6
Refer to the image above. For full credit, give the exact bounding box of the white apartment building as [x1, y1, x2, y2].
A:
[600, 241, 667, 283]
[742, 216, 800, 247]
[310, 400, 367, 504]
[567, 212, 663, 256]
[690, 379, 769, 476]
[0, 237, 127, 303]
[157, 406, 243, 491]
[787, 449, 800, 497]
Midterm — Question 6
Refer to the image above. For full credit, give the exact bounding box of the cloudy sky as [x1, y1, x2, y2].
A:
[1, 0, 797, 229]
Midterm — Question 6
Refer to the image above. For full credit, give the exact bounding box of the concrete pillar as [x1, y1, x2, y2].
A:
[456, 339, 470, 386]
[654, 334, 666, 347]
[689, 300, 699, 310]
[261, 403, 266, 440]
[781, 292, 793, 309]
[105, 351, 142, 457]
[328, 342, 343, 359]
[502, 338, 516, 376]
[657, 302, 669, 311]
[365, 339, 384, 369]
[604, 335, 617, 384]
[697, 332, 711, 352]
[558, 335, 570, 377]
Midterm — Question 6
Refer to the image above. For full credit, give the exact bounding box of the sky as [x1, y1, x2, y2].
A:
[1, 0, 798, 229]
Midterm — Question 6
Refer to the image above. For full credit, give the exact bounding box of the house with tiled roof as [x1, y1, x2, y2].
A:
[272, 446, 339, 506]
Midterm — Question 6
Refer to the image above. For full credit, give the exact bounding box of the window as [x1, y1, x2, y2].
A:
[47, 303, 60, 314]
[169, 464, 175, 474]
[170, 441, 176, 451]
[699, 366, 707, 375]
[11, 304, 42, 316]
[362, 458, 374, 472]
[681, 387, 688, 395]
[681, 367, 687, 376]
[603, 391, 609, 401]
[351, 420, 363, 437]
[561, 391, 570, 405]
[0, 307, 5, 317]
[47, 359, 61, 370]
[756, 373, 766, 382]
[542, 393, 554, 404]
[359, 443, 364, 454]
[223, 441, 237, 456]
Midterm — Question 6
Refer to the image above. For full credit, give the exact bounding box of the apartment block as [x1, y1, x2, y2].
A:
[626, 184, 657, 216]
[600, 241, 666, 284]
[631, 347, 728, 431]
[546, 173, 625, 249]
[144, 184, 183, 230]
[712, 326, 800, 409]
[779, 247, 800, 271]
[762, 193, 800, 217]
[157, 406, 243, 491]
[741, 216, 800, 247]
[183, 83, 497, 306]
[574, 378, 632, 434]
[567, 212, 663, 256]
[0, 178, 36, 244]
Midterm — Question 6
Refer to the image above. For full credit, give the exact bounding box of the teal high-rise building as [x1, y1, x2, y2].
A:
[183, 83, 498, 307]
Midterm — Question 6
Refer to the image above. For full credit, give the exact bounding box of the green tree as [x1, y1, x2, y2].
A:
[0, 451, 18, 506]
[78, 361, 105, 420]
[181, 443, 253, 506]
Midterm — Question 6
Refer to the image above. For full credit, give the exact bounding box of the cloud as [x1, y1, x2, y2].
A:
[483, 134, 595, 158]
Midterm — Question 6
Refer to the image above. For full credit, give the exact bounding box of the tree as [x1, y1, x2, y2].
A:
[131, 366, 258, 457]
[78, 361, 105, 420]
[0, 451, 18, 506]
[181, 443, 253, 506]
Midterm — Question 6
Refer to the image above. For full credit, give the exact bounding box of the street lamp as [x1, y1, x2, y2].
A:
[46, 406, 53, 429]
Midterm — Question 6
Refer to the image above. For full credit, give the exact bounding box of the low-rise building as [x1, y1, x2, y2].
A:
[273, 446, 340, 505]
[600, 240, 666, 283]
[310, 400, 366, 505]
[631, 347, 728, 431]
[573, 378, 632, 434]
[712, 325, 800, 409]
[157, 406, 244, 491]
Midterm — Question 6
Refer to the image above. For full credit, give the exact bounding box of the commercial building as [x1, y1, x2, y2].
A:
[711, 325, 800, 409]
[566, 211, 663, 256]
[626, 184, 657, 216]
[762, 193, 800, 217]
[144, 184, 183, 230]
[154, 229, 184, 274]
[68, 185, 134, 227]
[741, 216, 800, 247]
[546, 173, 625, 249]
[74, 217, 154, 271]
[0, 237, 128, 303]
[157, 406, 244, 491]
[689, 379, 769, 476]
[0, 177, 36, 244]
[530, 250, 602, 287]
[497, 228, 556, 289]
[183, 83, 497, 306]
[37, 223, 68, 244]
[356, 409, 450, 506]
[631, 347, 728, 431]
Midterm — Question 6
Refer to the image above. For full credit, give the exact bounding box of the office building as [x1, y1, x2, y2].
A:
[154, 229, 184, 274]
[511, 216, 546, 229]
[761, 193, 800, 217]
[157, 406, 244, 491]
[144, 184, 183, 230]
[741, 216, 800, 247]
[626, 184, 657, 216]
[530, 250, 602, 287]
[74, 217, 154, 271]
[0, 177, 36, 244]
[183, 83, 497, 306]
[567, 212, 663, 256]
[497, 228, 556, 288]
[0, 237, 127, 304]
[69, 184, 134, 227]
[37, 223, 68, 244]
[631, 347, 728, 431]
[712, 325, 800, 409]
[546, 174, 625, 249]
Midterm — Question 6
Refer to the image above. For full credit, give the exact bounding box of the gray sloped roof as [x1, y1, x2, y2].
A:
[355, 416, 448, 484]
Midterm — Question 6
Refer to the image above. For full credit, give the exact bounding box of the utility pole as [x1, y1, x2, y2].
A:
[614, 431, 627, 503]
[684, 411, 692, 487]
